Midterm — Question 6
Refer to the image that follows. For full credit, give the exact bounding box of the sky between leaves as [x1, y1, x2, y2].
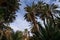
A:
[10, 0, 60, 31]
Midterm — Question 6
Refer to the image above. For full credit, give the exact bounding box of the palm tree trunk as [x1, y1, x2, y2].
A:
[30, 12, 39, 32]
[0, 30, 3, 40]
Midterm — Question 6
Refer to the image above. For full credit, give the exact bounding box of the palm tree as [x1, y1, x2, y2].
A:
[31, 1, 60, 40]
[23, 29, 30, 40]
[35, 1, 60, 27]
[0, 0, 20, 25]
[32, 21, 60, 40]
[0, 25, 13, 40]
[0, 0, 20, 40]
[24, 1, 60, 40]
[24, 2, 39, 32]
[0, 30, 3, 40]
[4, 28, 13, 40]
[13, 31, 23, 40]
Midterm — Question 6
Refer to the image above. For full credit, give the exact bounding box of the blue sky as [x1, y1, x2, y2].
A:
[10, 0, 60, 31]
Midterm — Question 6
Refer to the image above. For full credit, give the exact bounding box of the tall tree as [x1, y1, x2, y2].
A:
[32, 1, 60, 40]
[24, 1, 60, 40]
[0, 0, 20, 25]
[0, 0, 20, 40]
[22, 29, 30, 40]
[35, 1, 59, 26]
[13, 31, 23, 40]
[0, 26, 14, 40]
[24, 2, 39, 32]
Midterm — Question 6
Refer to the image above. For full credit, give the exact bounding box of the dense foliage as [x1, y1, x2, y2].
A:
[0, 0, 20, 24]
[0, 0, 20, 40]
[0, 0, 60, 40]
[24, 1, 60, 40]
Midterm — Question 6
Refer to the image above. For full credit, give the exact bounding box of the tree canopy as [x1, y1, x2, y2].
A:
[24, 1, 60, 40]
[0, 0, 20, 24]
